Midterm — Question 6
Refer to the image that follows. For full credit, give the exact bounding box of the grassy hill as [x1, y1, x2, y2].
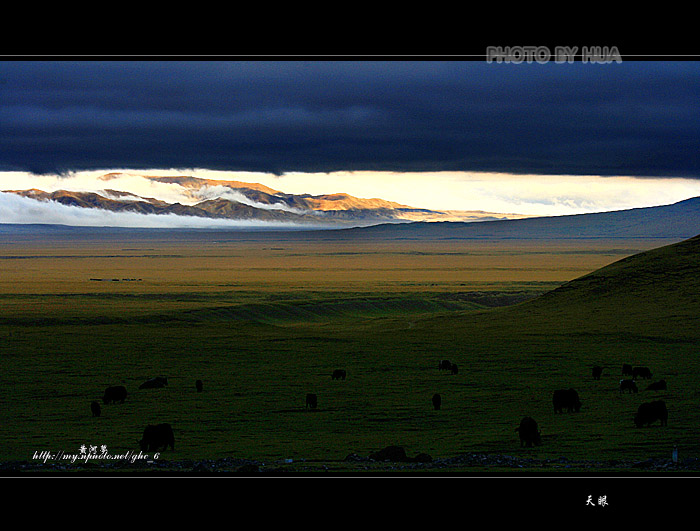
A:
[520, 233, 700, 340]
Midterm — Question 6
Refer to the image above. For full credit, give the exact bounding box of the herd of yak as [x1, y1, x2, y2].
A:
[89, 359, 668, 456]
[92, 376, 186, 452]
[515, 363, 669, 448]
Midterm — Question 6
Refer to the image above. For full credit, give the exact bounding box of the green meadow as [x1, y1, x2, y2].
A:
[0, 234, 697, 472]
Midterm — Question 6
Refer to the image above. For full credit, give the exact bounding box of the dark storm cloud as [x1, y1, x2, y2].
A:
[1, 61, 700, 177]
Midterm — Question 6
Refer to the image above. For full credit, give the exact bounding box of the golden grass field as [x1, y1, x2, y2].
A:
[0, 237, 670, 301]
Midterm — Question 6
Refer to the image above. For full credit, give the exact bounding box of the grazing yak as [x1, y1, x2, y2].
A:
[592, 366, 604, 380]
[368, 446, 432, 463]
[552, 388, 582, 413]
[450, 363, 459, 375]
[138, 423, 175, 452]
[622, 364, 633, 377]
[139, 377, 168, 390]
[633, 367, 653, 380]
[306, 393, 318, 410]
[90, 401, 101, 417]
[432, 393, 442, 410]
[331, 369, 347, 380]
[438, 360, 452, 371]
[634, 400, 668, 427]
[646, 380, 667, 391]
[102, 385, 127, 404]
[369, 446, 433, 463]
[515, 416, 542, 448]
[195, 380, 203, 393]
[369, 445, 409, 462]
[619, 379, 639, 393]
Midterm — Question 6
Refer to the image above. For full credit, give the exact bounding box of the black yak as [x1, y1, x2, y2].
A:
[139, 377, 168, 390]
[138, 423, 175, 451]
[432, 393, 442, 410]
[515, 416, 542, 447]
[622, 364, 633, 376]
[306, 393, 318, 410]
[195, 380, 203, 392]
[331, 369, 347, 380]
[450, 363, 459, 375]
[646, 380, 667, 391]
[632, 367, 651, 380]
[102, 385, 127, 404]
[633, 367, 652, 380]
[619, 379, 638, 393]
[369, 446, 409, 462]
[592, 366, 604, 380]
[368, 446, 432, 463]
[552, 388, 582, 413]
[438, 360, 452, 370]
[90, 401, 101, 417]
[634, 400, 668, 427]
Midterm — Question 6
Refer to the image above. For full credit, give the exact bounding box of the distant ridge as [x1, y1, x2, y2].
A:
[336, 197, 700, 240]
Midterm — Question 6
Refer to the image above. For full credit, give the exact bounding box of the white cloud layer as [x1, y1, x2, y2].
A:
[0, 192, 314, 229]
[193, 185, 307, 214]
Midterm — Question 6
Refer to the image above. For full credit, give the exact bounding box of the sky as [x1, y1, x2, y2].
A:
[1, 60, 700, 225]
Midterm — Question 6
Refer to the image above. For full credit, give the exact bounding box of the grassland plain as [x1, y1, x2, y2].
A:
[0, 232, 693, 474]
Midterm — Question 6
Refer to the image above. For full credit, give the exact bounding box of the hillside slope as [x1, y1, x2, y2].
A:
[342, 197, 700, 239]
[519, 233, 700, 339]
[409, 233, 700, 365]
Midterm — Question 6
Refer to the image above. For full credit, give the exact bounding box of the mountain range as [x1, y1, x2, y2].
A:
[4, 173, 700, 240]
[3, 173, 529, 227]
